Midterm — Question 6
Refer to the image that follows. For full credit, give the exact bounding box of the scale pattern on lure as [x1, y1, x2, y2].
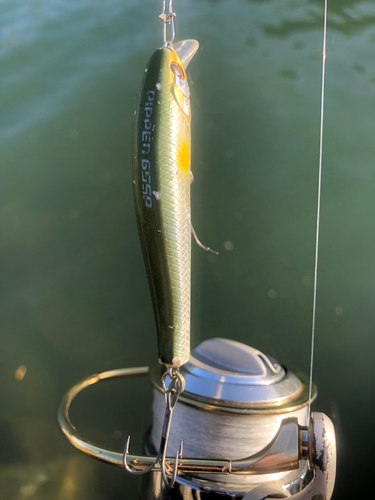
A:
[133, 44, 196, 368]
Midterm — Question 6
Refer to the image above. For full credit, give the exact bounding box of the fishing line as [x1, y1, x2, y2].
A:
[308, 0, 328, 419]
[150, 386, 310, 486]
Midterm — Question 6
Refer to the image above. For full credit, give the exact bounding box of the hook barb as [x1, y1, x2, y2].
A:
[123, 435, 156, 475]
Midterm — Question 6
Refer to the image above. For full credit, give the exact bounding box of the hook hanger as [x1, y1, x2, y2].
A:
[123, 368, 185, 487]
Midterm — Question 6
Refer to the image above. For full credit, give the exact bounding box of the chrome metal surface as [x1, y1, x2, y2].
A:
[57, 366, 310, 475]
[151, 339, 317, 413]
[57, 367, 150, 467]
[231, 418, 300, 475]
[143, 430, 312, 498]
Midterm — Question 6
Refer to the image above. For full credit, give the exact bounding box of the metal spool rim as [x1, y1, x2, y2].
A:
[150, 363, 317, 415]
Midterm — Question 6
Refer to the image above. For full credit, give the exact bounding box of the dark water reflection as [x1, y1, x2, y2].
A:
[1, 0, 374, 498]
[261, 0, 375, 38]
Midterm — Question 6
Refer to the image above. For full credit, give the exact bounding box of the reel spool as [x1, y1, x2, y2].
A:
[57, 338, 336, 500]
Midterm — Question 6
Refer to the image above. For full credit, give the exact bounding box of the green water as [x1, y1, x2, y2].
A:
[1, 0, 374, 498]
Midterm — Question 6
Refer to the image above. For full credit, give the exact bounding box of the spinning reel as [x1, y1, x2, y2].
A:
[58, 338, 336, 499]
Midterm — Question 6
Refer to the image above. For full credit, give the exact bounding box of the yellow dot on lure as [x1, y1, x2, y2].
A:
[177, 141, 190, 174]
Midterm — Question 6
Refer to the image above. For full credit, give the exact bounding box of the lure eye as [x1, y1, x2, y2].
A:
[170, 62, 184, 80]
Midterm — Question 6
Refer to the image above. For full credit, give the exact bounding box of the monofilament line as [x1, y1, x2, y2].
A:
[308, 0, 328, 419]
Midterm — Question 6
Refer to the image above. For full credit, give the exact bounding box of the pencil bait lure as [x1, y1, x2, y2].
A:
[132, 38, 199, 368]
[132, 3, 216, 485]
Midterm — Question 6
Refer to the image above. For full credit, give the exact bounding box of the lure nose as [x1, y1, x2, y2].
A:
[173, 40, 199, 69]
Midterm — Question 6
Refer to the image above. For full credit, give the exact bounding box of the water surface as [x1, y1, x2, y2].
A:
[1, 0, 374, 498]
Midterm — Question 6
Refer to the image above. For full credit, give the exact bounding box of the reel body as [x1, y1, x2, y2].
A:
[57, 338, 336, 499]
[142, 338, 335, 499]
[149, 338, 313, 492]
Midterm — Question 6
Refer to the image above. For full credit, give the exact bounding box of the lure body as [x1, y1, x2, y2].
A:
[133, 46, 193, 367]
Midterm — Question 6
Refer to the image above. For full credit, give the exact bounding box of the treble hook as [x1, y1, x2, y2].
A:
[159, 0, 176, 46]
[123, 368, 185, 487]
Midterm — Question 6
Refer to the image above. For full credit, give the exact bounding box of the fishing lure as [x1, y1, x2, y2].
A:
[132, 38, 199, 368]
